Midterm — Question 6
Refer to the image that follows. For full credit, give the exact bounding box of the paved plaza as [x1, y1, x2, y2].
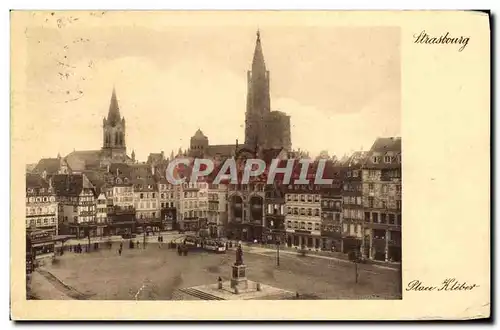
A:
[30, 241, 401, 300]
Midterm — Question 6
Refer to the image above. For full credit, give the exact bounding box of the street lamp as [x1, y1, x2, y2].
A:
[276, 239, 280, 266]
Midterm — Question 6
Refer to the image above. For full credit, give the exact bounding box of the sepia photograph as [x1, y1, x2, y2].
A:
[10, 10, 490, 320]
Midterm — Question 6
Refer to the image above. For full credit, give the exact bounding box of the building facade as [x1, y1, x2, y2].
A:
[341, 152, 367, 254]
[284, 184, 322, 249]
[264, 183, 286, 244]
[361, 137, 402, 262]
[26, 174, 58, 259]
[52, 174, 96, 238]
[207, 183, 229, 238]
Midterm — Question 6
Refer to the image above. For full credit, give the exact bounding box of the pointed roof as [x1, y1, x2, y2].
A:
[252, 29, 266, 73]
[107, 87, 122, 126]
[193, 129, 207, 139]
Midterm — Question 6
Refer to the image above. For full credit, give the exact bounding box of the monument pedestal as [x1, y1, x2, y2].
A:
[230, 264, 248, 290]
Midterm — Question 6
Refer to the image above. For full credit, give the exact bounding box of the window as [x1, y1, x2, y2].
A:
[293, 208, 298, 215]
[381, 213, 387, 224]
[389, 214, 395, 224]
[161, 193, 165, 199]
[343, 196, 349, 204]
[73, 205, 77, 212]
[373, 156, 380, 164]
[347, 171, 352, 177]
[300, 195, 305, 202]
[300, 208, 305, 216]
[397, 214, 402, 225]
[314, 223, 320, 231]
[384, 156, 392, 163]
[314, 209, 320, 216]
[287, 194, 292, 201]
[356, 197, 362, 205]
[307, 222, 312, 230]
[369, 183, 374, 191]
[382, 201, 387, 209]
[350, 197, 355, 204]
[372, 212, 379, 223]
[314, 195, 320, 202]
[397, 200, 402, 210]
[382, 184, 388, 193]
[307, 195, 313, 202]
[140, 193, 144, 199]
[307, 208, 312, 216]
[300, 222, 305, 229]
[352, 170, 359, 177]
[368, 197, 374, 208]
[73, 216, 78, 222]
[335, 213, 340, 221]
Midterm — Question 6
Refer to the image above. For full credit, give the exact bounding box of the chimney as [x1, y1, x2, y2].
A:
[151, 165, 155, 175]
[41, 170, 47, 179]
[161, 151, 164, 158]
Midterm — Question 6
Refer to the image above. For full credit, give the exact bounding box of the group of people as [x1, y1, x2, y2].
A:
[66, 242, 100, 254]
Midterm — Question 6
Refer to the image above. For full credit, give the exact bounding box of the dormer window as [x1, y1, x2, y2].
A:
[116, 178, 122, 184]
[384, 156, 392, 164]
[373, 156, 380, 164]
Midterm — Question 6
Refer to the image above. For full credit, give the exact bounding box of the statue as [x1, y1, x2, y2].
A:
[235, 245, 243, 266]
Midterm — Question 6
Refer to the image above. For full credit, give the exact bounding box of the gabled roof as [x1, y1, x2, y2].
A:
[52, 174, 88, 197]
[65, 150, 102, 172]
[261, 148, 285, 164]
[206, 144, 237, 157]
[33, 158, 60, 175]
[26, 173, 49, 189]
[82, 170, 106, 195]
[363, 137, 402, 169]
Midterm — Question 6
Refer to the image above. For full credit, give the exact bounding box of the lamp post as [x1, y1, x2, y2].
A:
[276, 239, 280, 266]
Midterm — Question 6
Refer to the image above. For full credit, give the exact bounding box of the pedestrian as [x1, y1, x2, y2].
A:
[137, 240, 140, 249]
[118, 248, 122, 256]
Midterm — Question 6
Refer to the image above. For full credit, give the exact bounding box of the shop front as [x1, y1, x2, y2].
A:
[286, 230, 322, 249]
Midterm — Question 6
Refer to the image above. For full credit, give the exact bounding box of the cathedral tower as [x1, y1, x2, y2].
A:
[244, 30, 271, 149]
[102, 88, 127, 161]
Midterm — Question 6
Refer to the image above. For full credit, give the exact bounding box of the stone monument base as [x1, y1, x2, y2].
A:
[230, 264, 248, 290]
[177, 280, 295, 300]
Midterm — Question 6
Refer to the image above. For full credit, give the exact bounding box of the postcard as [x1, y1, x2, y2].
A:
[10, 10, 490, 320]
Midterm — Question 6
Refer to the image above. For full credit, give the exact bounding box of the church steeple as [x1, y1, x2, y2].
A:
[245, 29, 271, 149]
[252, 29, 267, 74]
[102, 86, 126, 160]
[107, 87, 122, 126]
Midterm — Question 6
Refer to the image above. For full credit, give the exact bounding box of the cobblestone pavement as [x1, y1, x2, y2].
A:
[37, 241, 401, 300]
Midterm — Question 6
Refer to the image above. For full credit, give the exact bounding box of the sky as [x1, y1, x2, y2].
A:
[19, 12, 401, 164]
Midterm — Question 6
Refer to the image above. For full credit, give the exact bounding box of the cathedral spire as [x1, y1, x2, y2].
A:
[252, 29, 266, 73]
[107, 87, 121, 126]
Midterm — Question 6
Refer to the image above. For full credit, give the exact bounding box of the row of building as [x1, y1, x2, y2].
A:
[26, 135, 401, 262]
